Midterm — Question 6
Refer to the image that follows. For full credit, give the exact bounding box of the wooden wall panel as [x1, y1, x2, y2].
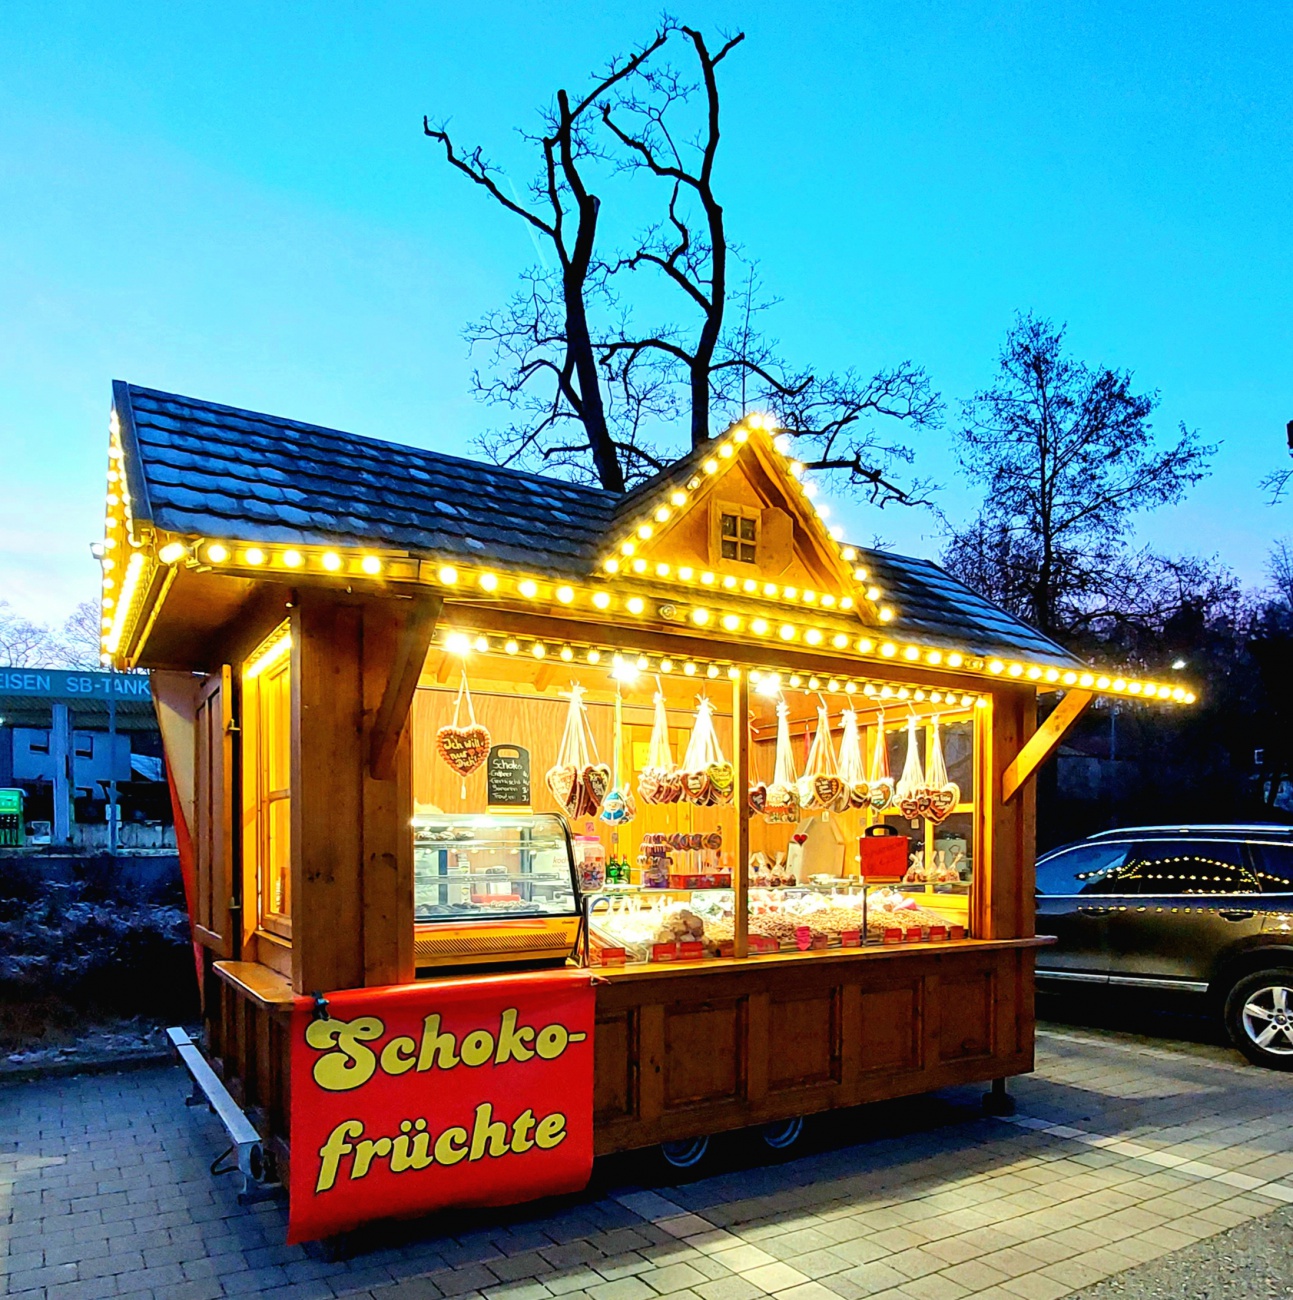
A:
[768, 992, 840, 1089]
[858, 984, 921, 1074]
[593, 1010, 637, 1124]
[663, 998, 744, 1108]
[937, 969, 995, 1062]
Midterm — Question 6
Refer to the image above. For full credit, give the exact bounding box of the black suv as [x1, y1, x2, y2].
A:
[1035, 824, 1293, 1068]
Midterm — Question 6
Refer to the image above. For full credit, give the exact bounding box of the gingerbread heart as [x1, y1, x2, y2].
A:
[545, 763, 578, 815]
[898, 790, 933, 822]
[707, 762, 735, 806]
[925, 783, 960, 824]
[660, 771, 685, 804]
[683, 769, 711, 804]
[749, 782, 768, 814]
[437, 723, 491, 776]
[582, 763, 611, 813]
[638, 769, 663, 805]
[868, 778, 895, 812]
[814, 774, 845, 809]
[796, 775, 821, 811]
[848, 781, 871, 810]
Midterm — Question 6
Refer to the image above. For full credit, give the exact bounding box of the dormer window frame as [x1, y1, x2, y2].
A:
[711, 501, 761, 570]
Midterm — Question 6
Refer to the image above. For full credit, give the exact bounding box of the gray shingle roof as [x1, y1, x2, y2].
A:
[113, 381, 1082, 666]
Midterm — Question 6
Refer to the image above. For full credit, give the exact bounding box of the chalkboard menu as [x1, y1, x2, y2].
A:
[486, 744, 531, 809]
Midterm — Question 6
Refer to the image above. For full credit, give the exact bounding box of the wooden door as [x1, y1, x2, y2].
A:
[194, 666, 236, 957]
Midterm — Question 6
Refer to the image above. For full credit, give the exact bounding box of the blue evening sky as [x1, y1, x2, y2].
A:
[1, 1, 1288, 623]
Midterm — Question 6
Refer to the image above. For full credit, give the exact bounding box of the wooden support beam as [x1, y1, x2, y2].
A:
[1001, 690, 1093, 804]
[732, 670, 750, 958]
[369, 595, 442, 781]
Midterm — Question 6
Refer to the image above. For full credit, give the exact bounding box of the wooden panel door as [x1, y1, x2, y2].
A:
[194, 666, 235, 957]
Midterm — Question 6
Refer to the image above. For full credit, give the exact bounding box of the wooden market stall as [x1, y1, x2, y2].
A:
[101, 381, 1197, 1223]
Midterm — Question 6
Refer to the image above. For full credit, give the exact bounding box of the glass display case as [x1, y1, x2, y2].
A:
[412, 812, 581, 969]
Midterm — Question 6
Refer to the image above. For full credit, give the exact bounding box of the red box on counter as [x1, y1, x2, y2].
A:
[883, 927, 903, 945]
[859, 827, 909, 878]
[749, 935, 778, 954]
[651, 942, 678, 962]
[950, 925, 966, 941]
[839, 929, 862, 947]
[667, 873, 732, 890]
[928, 926, 947, 941]
[598, 947, 628, 966]
[678, 940, 705, 961]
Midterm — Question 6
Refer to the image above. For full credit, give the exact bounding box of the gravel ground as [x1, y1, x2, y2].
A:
[1072, 1203, 1293, 1299]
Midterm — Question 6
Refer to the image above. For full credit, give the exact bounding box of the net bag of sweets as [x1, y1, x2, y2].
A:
[797, 701, 847, 812]
[599, 687, 636, 825]
[545, 685, 610, 819]
[838, 708, 871, 809]
[637, 686, 681, 805]
[920, 715, 960, 824]
[895, 715, 927, 823]
[865, 711, 896, 811]
[679, 697, 734, 806]
[763, 699, 801, 823]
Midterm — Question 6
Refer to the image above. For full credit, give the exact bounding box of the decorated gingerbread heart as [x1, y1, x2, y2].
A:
[638, 768, 663, 805]
[581, 763, 611, 814]
[749, 782, 768, 814]
[707, 761, 735, 805]
[683, 769, 711, 804]
[814, 774, 845, 809]
[867, 777, 895, 811]
[437, 723, 491, 776]
[848, 781, 871, 810]
[545, 763, 578, 815]
[925, 783, 960, 824]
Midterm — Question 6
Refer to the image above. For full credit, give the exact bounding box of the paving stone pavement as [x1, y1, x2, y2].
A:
[4, 1024, 1293, 1300]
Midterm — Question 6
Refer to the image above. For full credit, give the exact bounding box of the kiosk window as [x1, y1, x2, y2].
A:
[719, 511, 758, 564]
[245, 626, 292, 938]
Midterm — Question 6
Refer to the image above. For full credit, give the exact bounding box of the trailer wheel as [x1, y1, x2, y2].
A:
[659, 1136, 710, 1168]
[760, 1117, 804, 1149]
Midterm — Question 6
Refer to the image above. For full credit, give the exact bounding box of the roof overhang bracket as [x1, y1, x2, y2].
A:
[369, 594, 443, 782]
[1002, 689, 1094, 804]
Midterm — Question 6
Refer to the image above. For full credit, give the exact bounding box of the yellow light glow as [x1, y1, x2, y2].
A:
[670, 491, 687, 508]
[779, 624, 796, 640]
[752, 618, 770, 635]
[560, 645, 574, 661]
[788, 674, 802, 688]
[845, 681, 856, 694]
[691, 608, 711, 626]
[320, 551, 342, 572]
[637, 524, 653, 540]
[656, 563, 671, 577]
[743, 578, 758, 593]
[1044, 668, 1060, 683]
[1027, 666, 1042, 680]
[1096, 675, 1111, 689]
[719, 444, 735, 460]
[821, 594, 836, 608]
[721, 614, 740, 632]
[437, 565, 457, 584]
[626, 597, 645, 614]
[903, 646, 919, 661]
[802, 590, 817, 604]
[207, 544, 229, 564]
[479, 572, 499, 591]
[788, 461, 804, 478]
[805, 628, 823, 645]
[881, 643, 897, 658]
[655, 507, 671, 524]
[1079, 673, 1095, 688]
[603, 558, 620, 574]
[947, 652, 964, 668]
[505, 639, 519, 654]
[857, 637, 874, 653]
[621, 541, 636, 556]
[158, 542, 187, 565]
[734, 427, 750, 444]
[877, 605, 891, 620]
[245, 630, 292, 679]
[706, 664, 720, 678]
[445, 631, 472, 656]
[593, 591, 611, 610]
[832, 634, 849, 649]
[102, 577, 114, 591]
[1113, 678, 1126, 691]
[1128, 682, 1142, 694]
[700, 571, 715, 585]
[475, 637, 488, 652]
[679, 566, 695, 581]
[244, 548, 265, 566]
[842, 548, 857, 562]
[703, 458, 719, 475]
[556, 585, 575, 604]
[587, 649, 601, 663]
[660, 658, 673, 672]
[683, 661, 697, 676]
[361, 555, 383, 576]
[782, 587, 797, 600]
[636, 656, 648, 670]
[988, 660, 1005, 674]
[519, 580, 539, 599]
[283, 550, 304, 568]
[1063, 671, 1078, 686]
[1008, 664, 1023, 678]
[632, 558, 648, 573]
[926, 650, 943, 665]
[721, 575, 737, 590]
[532, 643, 546, 658]
[865, 586, 881, 602]
[728, 666, 740, 679]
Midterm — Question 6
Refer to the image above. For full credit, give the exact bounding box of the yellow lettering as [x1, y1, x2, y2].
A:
[306, 1017, 384, 1092]
[434, 1126, 469, 1166]
[534, 1023, 569, 1060]
[494, 1008, 535, 1064]
[417, 1014, 460, 1071]
[391, 1119, 435, 1172]
[534, 1111, 567, 1150]
[469, 1102, 511, 1160]
[460, 1029, 495, 1067]
[379, 1036, 418, 1076]
[510, 1108, 536, 1153]
[351, 1135, 393, 1178]
[316, 1119, 364, 1192]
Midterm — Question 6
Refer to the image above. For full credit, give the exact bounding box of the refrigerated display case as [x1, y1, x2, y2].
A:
[412, 811, 581, 968]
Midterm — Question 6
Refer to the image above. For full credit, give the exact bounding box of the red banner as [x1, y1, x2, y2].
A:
[288, 969, 595, 1244]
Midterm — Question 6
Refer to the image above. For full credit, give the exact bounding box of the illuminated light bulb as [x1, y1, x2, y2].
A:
[782, 587, 797, 600]
[519, 579, 539, 598]
[531, 642, 546, 658]
[637, 524, 654, 540]
[707, 664, 720, 678]
[626, 597, 645, 615]
[803, 482, 818, 500]
[758, 673, 781, 697]
[779, 624, 796, 640]
[479, 572, 499, 591]
[722, 574, 737, 590]
[445, 631, 472, 656]
[1128, 681, 1142, 694]
[102, 577, 114, 590]
[865, 586, 881, 601]
[207, 544, 229, 563]
[857, 637, 874, 653]
[816, 504, 830, 519]
[102, 596, 115, 608]
[687, 476, 701, 491]
[1157, 684, 1173, 699]
[603, 558, 620, 574]
[660, 658, 673, 672]
[827, 678, 840, 692]
[903, 646, 919, 661]
[1062, 671, 1078, 686]
[931, 691, 943, 704]
[437, 565, 458, 584]
[556, 585, 575, 604]
[1096, 675, 1111, 690]
[913, 689, 926, 702]
[743, 578, 758, 593]
[881, 642, 897, 658]
[821, 594, 836, 609]
[832, 633, 849, 649]
[158, 542, 186, 565]
[655, 507, 671, 523]
[474, 637, 488, 652]
[842, 548, 857, 563]
[683, 661, 697, 676]
[947, 652, 964, 668]
[802, 590, 817, 604]
[830, 525, 844, 540]
[863, 683, 877, 696]
[636, 655, 649, 670]
[322, 551, 343, 572]
[988, 660, 1005, 674]
[841, 597, 854, 611]
[679, 566, 695, 581]
[763, 583, 778, 597]
[1026, 665, 1042, 680]
[703, 458, 720, 475]
[788, 460, 804, 478]
[897, 688, 911, 700]
[1185, 692, 1196, 704]
[926, 650, 943, 666]
[1008, 663, 1023, 678]
[805, 628, 823, 646]
[845, 681, 856, 694]
[853, 567, 868, 582]
[106, 493, 119, 507]
[789, 674, 803, 688]
[587, 649, 601, 664]
[282, 550, 304, 569]
[593, 591, 611, 610]
[632, 558, 648, 574]
[560, 646, 574, 661]
[700, 571, 716, 585]
[505, 639, 519, 655]
[691, 608, 711, 626]
[1079, 673, 1095, 688]
[670, 491, 687, 507]
[734, 427, 750, 443]
[621, 541, 636, 556]
[1113, 677, 1127, 691]
[718, 443, 735, 459]
[245, 548, 266, 566]
[103, 538, 116, 549]
[808, 676, 821, 690]
[1171, 687, 1185, 701]
[656, 563, 671, 578]
[972, 696, 984, 708]
[728, 665, 740, 679]
[721, 614, 740, 632]
[1044, 668, 1060, 683]
[752, 618, 770, 635]
[877, 605, 892, 621]
[880, 685, 894, 699]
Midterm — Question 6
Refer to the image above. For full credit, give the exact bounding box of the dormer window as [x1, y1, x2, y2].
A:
[720, 509, 758, 564]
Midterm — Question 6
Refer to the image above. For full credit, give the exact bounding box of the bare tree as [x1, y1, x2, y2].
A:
[423, 27, 669, 491]
[0, 601, 56, 667]
[943, 313, 1214, 638]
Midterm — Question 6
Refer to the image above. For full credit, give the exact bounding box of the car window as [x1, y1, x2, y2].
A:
[1036, 844, 1131, 896]
[1119, 840, 1259, 895]
[1251, 843, 1293, 892]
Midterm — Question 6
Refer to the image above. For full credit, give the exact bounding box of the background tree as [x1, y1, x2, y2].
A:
[0, 599, 104, 669]
[942, 312, 1214, 639]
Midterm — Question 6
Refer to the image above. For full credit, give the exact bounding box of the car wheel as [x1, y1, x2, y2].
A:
[760, 1117, 804, 1149]
[659, 1136, 710, 1168]
[1224, 970, 1293, 1069]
